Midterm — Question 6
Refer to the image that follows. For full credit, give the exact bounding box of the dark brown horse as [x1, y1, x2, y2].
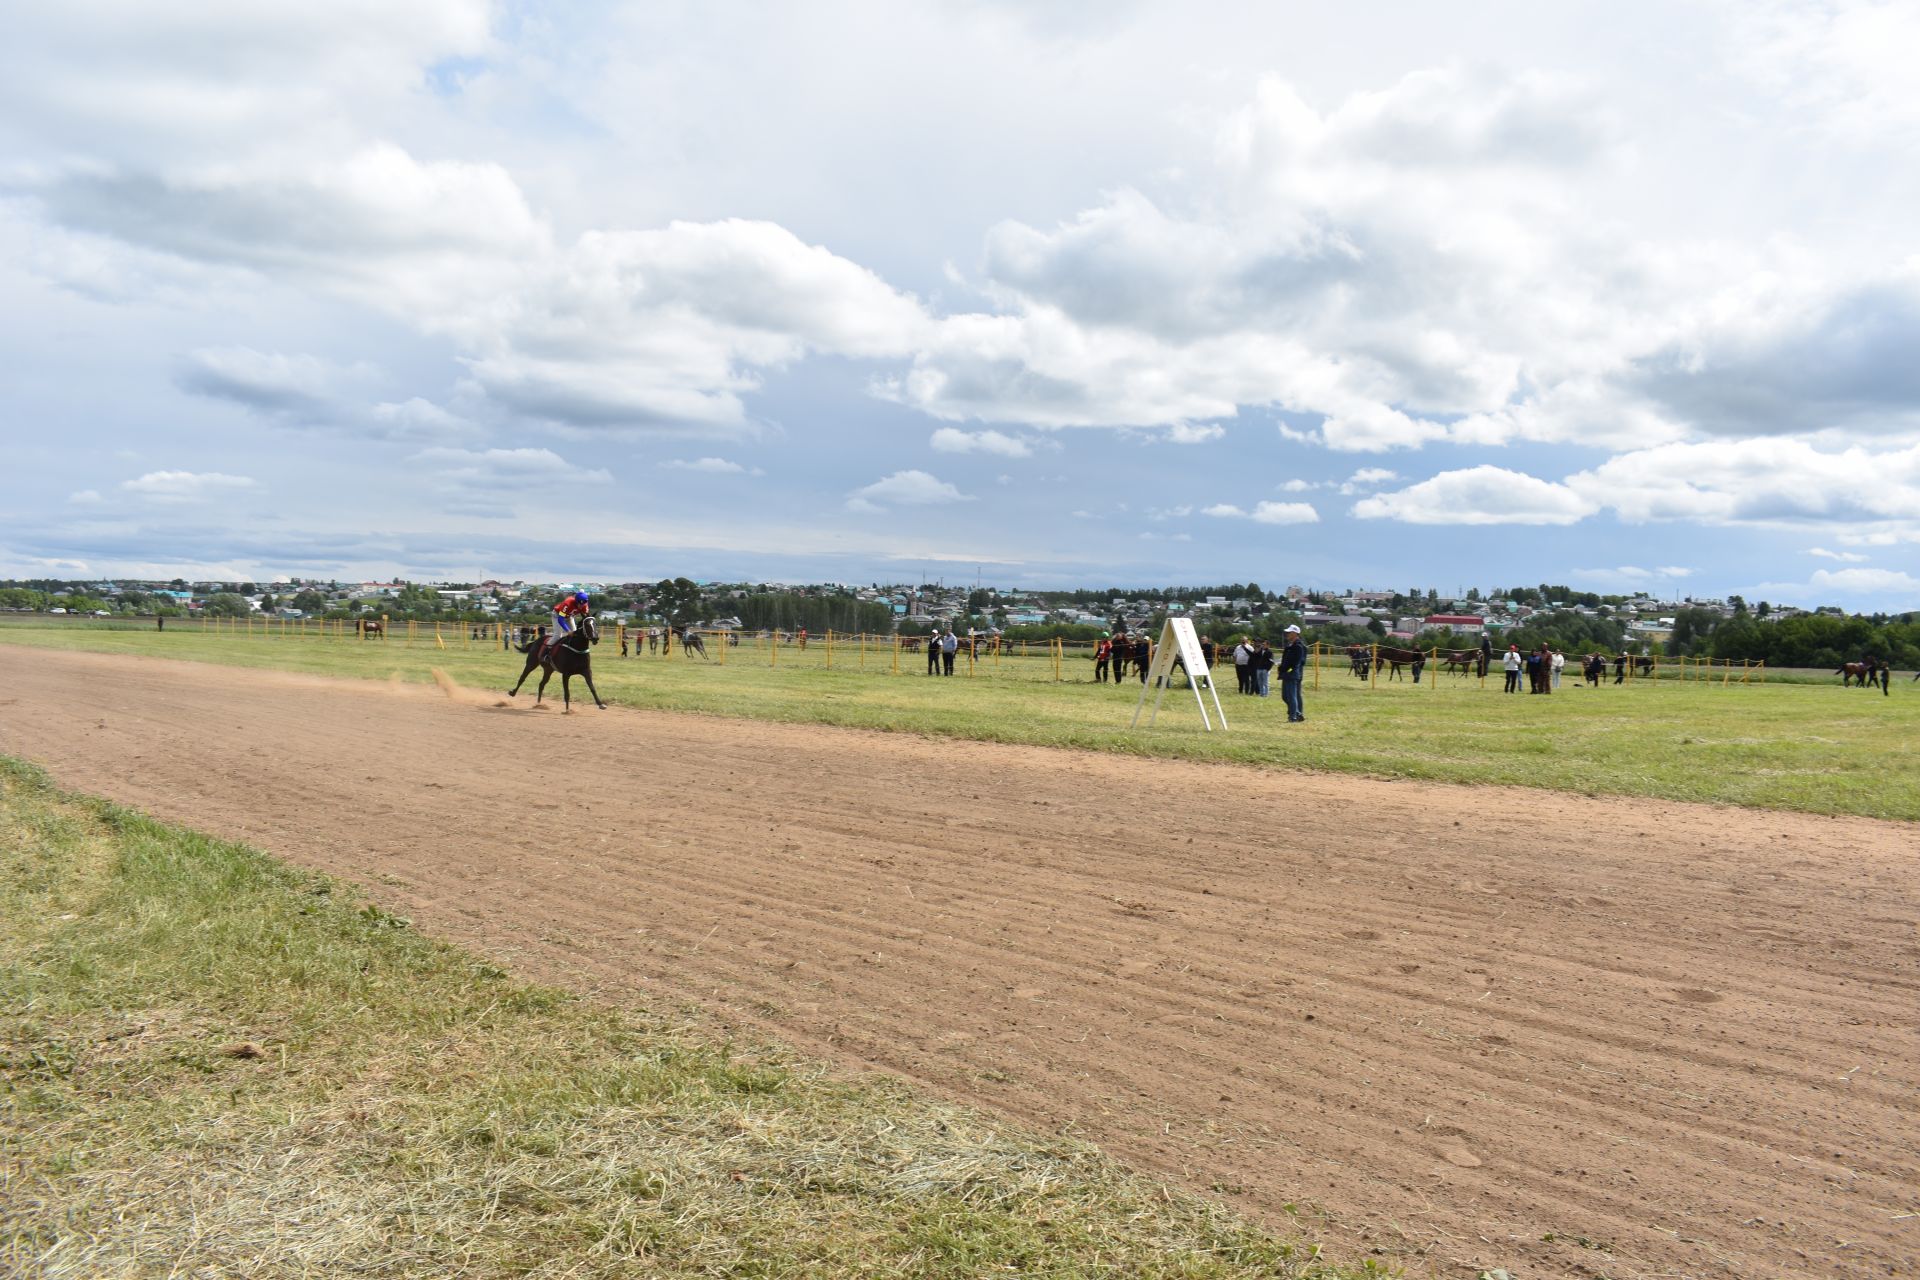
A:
[1837, 661, 1876, 687]
[360, 619, 384, 640]
[1373, 645, 1425, 681]
[508, 616, 604, 711]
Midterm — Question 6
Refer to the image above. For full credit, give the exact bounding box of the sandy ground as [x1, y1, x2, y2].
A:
[4, 649, 1917, 1278]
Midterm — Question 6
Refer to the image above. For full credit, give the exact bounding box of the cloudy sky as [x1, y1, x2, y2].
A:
[4, 1, 1919, 607]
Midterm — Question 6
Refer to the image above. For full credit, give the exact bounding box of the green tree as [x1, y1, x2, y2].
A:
[652, 577, 706, 626]
[291, 589, 327, 614]
[202, 592, 250, 618]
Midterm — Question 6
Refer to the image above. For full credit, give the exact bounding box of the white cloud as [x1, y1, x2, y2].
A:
[367, 398, 479, 441]
[176, 346, 348, 417]
[660, 457, 751, 474]
[1809, 546, 1869, 562]
[1811, 566, 1920, 593]
[67, 489, 102, 505]
[845, 469, 973, 513]
[1203, 500, 1319, 524]
[1164, 422, 1225, 444]
[1277, 478, 1316, 492]
[1570, 565, 1695, 590]
[1353, 466, 1596, 525]
[409, 448, 612, 502]
[1250, 500, 1320, 525]
[929, 427, 1036, 457]
[1728, 0, 1920, 141]
[120, 470, 257, 502]
[1565, 438, 1920, 524]
[1336, 466, 1400, 494]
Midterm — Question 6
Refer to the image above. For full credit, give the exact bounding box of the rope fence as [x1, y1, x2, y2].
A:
[159, 616, 1768, 687]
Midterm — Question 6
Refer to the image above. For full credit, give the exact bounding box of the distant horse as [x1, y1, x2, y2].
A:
[508, 615, 604, 711]
[1436, 649, 1481, 679]
[1837, 661, 1876, 687]
[1347, 645, 1372, 679]
[900, 637, 923, 653]
[679, 628, 709, 660]
[360, 619, 384, 640]
[1373, 645, 1424, 682]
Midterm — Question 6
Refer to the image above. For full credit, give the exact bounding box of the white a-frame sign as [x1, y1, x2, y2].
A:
[1130, 616, 1229, 731]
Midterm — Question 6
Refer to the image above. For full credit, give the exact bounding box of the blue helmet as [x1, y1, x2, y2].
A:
[574, 590, 590, 603]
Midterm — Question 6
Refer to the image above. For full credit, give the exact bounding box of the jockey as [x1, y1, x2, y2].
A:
[550, 589, 590, 645]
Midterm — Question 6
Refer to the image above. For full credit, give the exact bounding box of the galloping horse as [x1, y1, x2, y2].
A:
[508, 615, 605, 711]
[1436, 648, 1482, 678]
[678, 628, 709, 659]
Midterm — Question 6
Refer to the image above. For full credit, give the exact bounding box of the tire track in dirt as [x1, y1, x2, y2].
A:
[6, 648, 1918, 1279]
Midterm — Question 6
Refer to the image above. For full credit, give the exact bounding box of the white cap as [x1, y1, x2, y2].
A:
[1284, 624, 1301, 633]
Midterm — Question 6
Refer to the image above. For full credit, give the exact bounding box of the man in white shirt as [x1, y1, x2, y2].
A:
[1502, 644, 1522, 694]
[1550, 648, 1565, 689]
[1233, 638, 1252, 694]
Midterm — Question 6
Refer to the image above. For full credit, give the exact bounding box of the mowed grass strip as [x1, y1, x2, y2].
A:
[5, 624, 1918, 820]
[0, 758, 1381, 1280]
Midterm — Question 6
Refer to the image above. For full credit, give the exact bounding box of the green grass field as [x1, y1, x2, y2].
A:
[5, 621, 1916, 820]
[0, 757, 1379, 1278]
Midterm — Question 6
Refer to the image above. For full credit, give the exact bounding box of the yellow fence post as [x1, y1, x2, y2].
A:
[1052, 636, 1062, 682]
[826, 630, 834, 671]
[892, 634, 900, 676]
[1369, 643, 1378, 690]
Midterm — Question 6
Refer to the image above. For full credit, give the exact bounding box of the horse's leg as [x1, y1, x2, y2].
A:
[579, 663, 606, 709]
[508, 651, 539, 696]
[534, 662, 554, 705]
[560, 672, 572, 713]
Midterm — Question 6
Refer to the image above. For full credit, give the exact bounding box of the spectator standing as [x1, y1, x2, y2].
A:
[1134, 633, 1151, 683]
[926, 632, 941, 676]
[1614, 653, 1627, 684]
[1233, 637, 1252, 694]
[941, 628, 958, 676]
[1278, 624, 1307, 721]
[1095, 635, 1111, 683]
[1503, 644, 1522, 693]
[1251, 638, 1275, 697]
[1550, 648, 1565, 690]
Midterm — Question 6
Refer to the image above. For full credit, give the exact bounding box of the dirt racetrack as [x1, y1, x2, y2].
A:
[5, 649, 1918, 1278]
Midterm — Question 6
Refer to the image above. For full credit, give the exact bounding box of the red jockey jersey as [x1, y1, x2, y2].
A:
[554, 596, 590, 618]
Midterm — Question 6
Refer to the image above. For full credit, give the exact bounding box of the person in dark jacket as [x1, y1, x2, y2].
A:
[1134, 633, 1151, 683]
[1278, 624, 1307, 721]
[1251, 638, 1275, 697]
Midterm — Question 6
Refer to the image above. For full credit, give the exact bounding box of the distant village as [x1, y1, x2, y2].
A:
[1, 575, 1833, 647]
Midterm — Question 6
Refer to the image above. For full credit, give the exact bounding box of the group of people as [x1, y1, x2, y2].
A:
[925, 629, 962, 675]
[1093, 633, 1152, 683]
[1499, 643, 1567, 694]
[1233, 627, 1308, 720]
